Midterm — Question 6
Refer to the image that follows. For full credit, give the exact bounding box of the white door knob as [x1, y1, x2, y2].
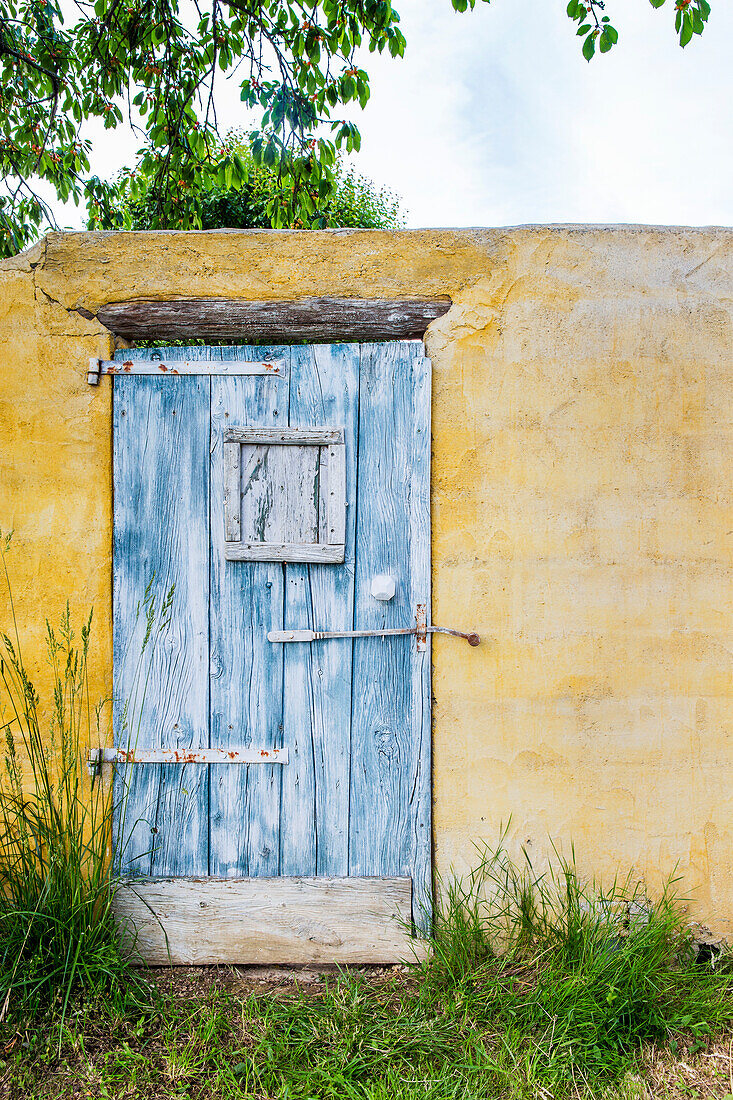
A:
[371, 574, 396, 601]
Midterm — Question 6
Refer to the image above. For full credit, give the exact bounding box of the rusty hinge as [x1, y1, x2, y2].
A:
[88, 746, 288, 776]
[87, 357, 286, 384]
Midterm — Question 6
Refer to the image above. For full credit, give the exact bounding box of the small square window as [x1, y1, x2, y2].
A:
[223, 427, 346, 563]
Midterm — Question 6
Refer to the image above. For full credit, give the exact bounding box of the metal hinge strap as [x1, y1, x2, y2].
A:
[88, 746, 288, 776]
[87, 357, 285, 384]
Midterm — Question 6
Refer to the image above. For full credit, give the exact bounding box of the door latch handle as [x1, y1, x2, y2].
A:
[267, 626, 480, 646]
[429, 626, 481, 646]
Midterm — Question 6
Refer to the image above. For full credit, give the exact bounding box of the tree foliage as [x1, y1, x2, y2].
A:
[103, 135, 405, 228]
[567, 0, 709, 60]
[0, 0, 713, 257]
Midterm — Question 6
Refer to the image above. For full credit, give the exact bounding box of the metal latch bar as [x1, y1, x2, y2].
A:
[268, 627, 480, 646]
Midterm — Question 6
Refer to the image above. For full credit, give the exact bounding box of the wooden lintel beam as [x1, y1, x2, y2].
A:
[96, 296, 452, 342]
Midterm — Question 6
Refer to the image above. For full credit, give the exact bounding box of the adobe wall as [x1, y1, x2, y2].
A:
[1, 226, 731, 932]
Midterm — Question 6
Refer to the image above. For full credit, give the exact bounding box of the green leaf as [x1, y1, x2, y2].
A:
[0, 0, 719, 257]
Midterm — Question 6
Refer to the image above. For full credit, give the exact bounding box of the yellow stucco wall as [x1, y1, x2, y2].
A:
[1, 227, 731, 933]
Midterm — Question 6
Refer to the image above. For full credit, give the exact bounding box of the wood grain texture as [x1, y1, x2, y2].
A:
[224, 427, 343, 445]
[224, 542, 344, 564]
[97, 296, 452, 342]
[114, 876, 424, 964]
[225, 427, 346, 562]
[408, 354, 433, 930]
[349, 343, 431, 916]
[222, 441, 241, 542]
[327, 443, 346, 546]
[239, 442, 320, 546]
[279, 345, 360, 878]
[113, 349, 211, 877]
[209, 347, 289, 876]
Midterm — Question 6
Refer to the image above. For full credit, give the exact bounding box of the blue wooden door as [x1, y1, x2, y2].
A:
[113, 342, 431, 923]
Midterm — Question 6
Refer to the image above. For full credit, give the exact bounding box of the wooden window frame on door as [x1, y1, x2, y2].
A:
[222, 426, 347, 563]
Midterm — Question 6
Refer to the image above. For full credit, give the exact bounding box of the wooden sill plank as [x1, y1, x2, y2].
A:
[113, 876, 427, 965]
[96, 296, 452, 342]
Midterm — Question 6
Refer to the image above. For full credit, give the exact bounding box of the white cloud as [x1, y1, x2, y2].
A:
[347, 0, 733, 227]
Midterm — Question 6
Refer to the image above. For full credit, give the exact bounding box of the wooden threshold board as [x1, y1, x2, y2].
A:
[113, 876, 427, 965]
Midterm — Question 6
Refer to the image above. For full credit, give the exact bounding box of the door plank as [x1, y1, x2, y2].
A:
[349, 342, 425, 897]
[114, 876, 423, 964]
[113, 354, 210, 876]
[408, 354, 433, 930]
[209, 347, 289, 876]
[279, 345, 360, 877]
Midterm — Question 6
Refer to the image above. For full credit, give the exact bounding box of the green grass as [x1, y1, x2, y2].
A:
[1, 946, 730, 1100]
[230, 844, 732, 1099]
[0, 842, 730, 1098]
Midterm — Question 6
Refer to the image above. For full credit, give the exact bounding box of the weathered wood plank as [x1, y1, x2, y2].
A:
[224, 541, 344, 564]
[114, 876, 424, 965]
[408, 354, 433, 931]
[349, 343, 421, 892]
[224, 427, 343, 446]
[112, 353, 210, 877]
[279, 345, 360, 878]
[97, 296, 452, 342]
[239, 442, 320, 546]
[327, 443, 347, 546]
[222, 441, 241, 542]
[209, 347, 289, 876]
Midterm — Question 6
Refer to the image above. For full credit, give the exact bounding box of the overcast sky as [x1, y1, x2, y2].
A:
[83, 0, 733, 230]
